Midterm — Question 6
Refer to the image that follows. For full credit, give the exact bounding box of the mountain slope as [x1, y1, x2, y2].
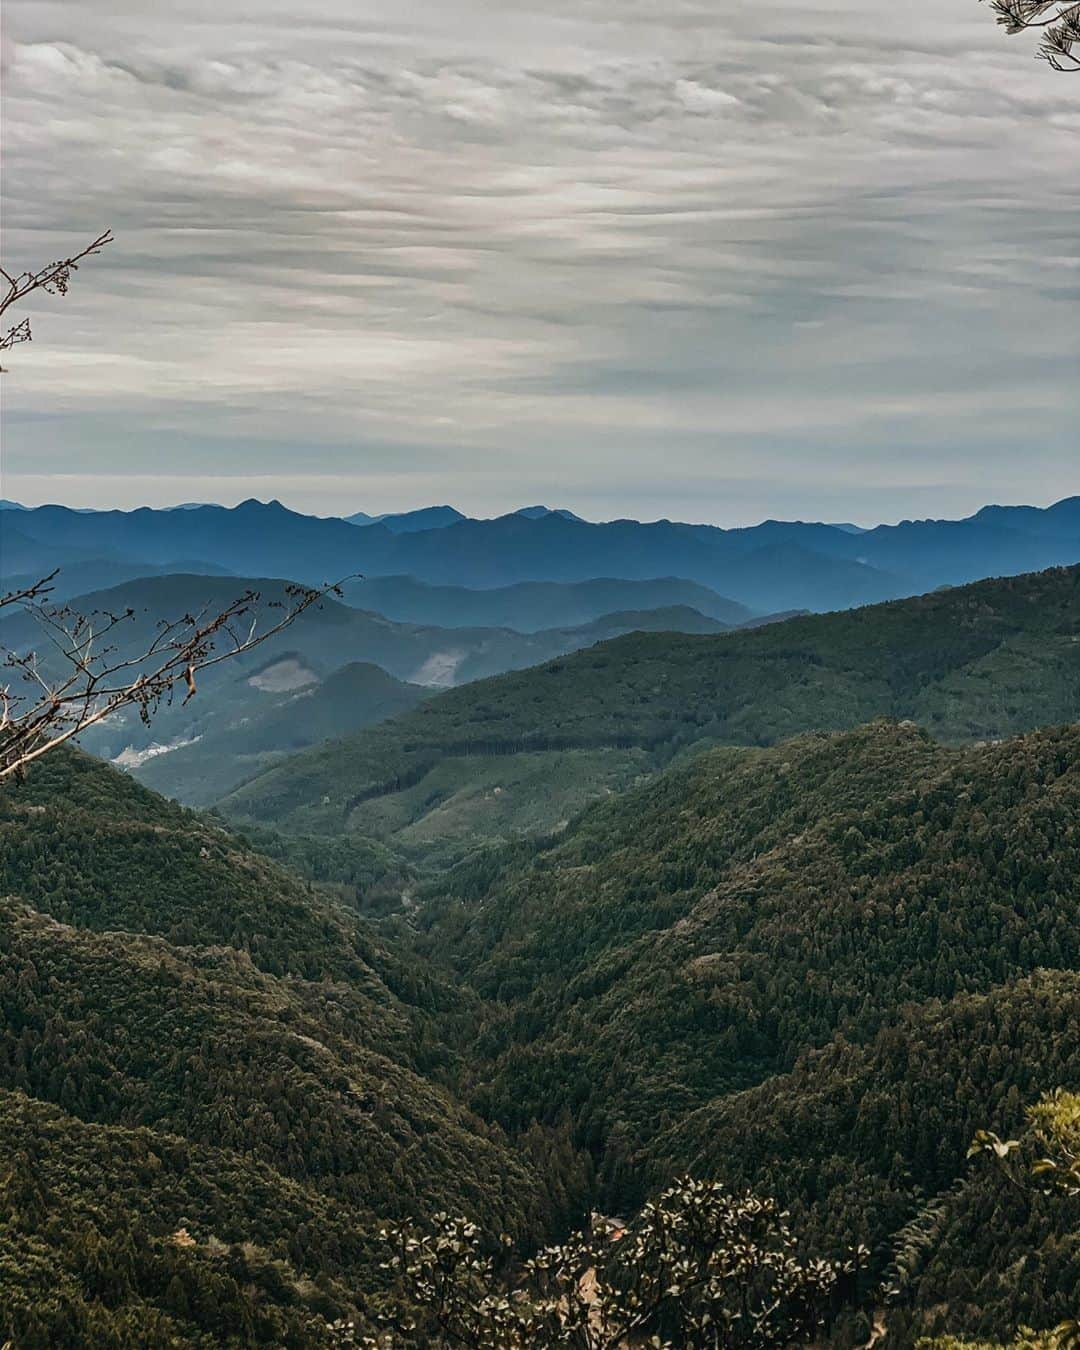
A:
[220, 566, 1080, 860]
[132, 660, 427, 805]
[645, 972, 1080, 1345]
[5, 682, 1080, 1343]
[403, 720, 1080, 1339]
[1, 556, 237, 603]
[0, 1088, 376, 1345]
[347, 505, 467, 532]
[337, 574, 755, 630]
[0, 749, 588, 1343]
[0, 573, 739, 801]
[825, 499, 1080, 588]
[419, 721, 1080, 1143]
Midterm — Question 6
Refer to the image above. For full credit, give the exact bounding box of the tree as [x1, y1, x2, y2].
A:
[984, 1, 1080, 71]
[968, 1088, 1080, 1199]
[0, 230, 113, 366]
[939, 1092, 1080, 1350]
[331, 1179, 866, 1349]
[0, 232, 351, 778]
[0, 574, 343, 778]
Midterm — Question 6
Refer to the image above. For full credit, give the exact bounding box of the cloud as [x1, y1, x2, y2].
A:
[1, 0, 1077, 523]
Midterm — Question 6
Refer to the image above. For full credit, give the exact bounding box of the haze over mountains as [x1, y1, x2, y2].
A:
[5, 495, 1079, 616]
[0, 572, 744, 805]
[4, 492, 1076, 814]
[221, 564, 1080, 867]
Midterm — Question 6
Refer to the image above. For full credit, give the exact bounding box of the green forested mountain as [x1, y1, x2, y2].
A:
[6, 723, 1076, 1344]
[0, 751, 589, 1346]
[400, 720, 1080, 1342]
[650, 972, 1080, 1344]
[1, 570, 747, 807]
[0, 1089, 375, 1346]
[132, 661, 429, 806]
[3, 568, 1079, 1346]
[415, 722, 1080, 1145]
[221, 565, 1080, 866]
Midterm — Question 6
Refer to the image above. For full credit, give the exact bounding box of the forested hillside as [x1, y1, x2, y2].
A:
[415, 722, 1080, 1144]
[0, 571, 743, 806]
[221, 566, 1080, 865]
[408, 719, 1080, 1343]
[3, 572, 1079, 1345]
[0, 752, 589, 1345]
[652, 972, 1080, 1344]
[5, 721, 1076, 1344]
[132, 661, 429, 806]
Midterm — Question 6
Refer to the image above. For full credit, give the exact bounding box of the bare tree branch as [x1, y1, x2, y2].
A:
[0, 232, 365, 779]
[0, 576, 356, 780]
[0, 230, 114, 363]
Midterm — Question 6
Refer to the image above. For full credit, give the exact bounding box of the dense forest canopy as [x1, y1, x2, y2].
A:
[1, 568, 1078, 1344]
[2, 723, 1079, 1338]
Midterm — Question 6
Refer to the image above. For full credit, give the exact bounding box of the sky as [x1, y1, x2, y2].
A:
[2, 0, 1077, 526]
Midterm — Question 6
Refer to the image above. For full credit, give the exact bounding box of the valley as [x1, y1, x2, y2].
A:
[1, 500, 1078, 1346]
[5, 1, 1077, 1336]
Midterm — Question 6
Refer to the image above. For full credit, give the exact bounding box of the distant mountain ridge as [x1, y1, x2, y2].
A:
[8, 494, 1078, 615]
[342, 504, 582, 530]
[336, 574, 754, 630]
[513, 505, 584, 522]
[345, 504, 468, 532]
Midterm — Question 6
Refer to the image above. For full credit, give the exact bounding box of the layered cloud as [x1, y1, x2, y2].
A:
[3, 0, 1077, 521]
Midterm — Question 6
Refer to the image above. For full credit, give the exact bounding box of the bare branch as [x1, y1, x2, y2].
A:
[0, 572, 60, 611]
[0, 230, 113, 363]
[0, 233, 365, 780]
[0, 576, 354, 780]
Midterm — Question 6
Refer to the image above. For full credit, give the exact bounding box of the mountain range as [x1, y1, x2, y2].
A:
[2, 562, 1079, 1342]
[219, 563, 1080, 868]
[0, 572, 744, 804]
[3, 492, 1080, 1345]
[334, 574, 754, 630]
[5, 495, 1078, 616]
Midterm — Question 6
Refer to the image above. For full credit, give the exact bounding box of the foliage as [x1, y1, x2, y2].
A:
[917, 1334, 1070, 1350]
[985, 0, 1080, 71]
[334, 1179, 864, 1349]
[970, 1091, 1080, 1199]
[1028, 1092, 1080, 1198]
[0, 1088, 368, 1347]
[414, 722, 1080, 1156]
[3, 623, 1080, 1344]
[0, 751, 591, 1343]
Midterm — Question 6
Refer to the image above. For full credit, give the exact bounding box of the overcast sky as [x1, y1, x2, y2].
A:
[2, 0, 1077, 525]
